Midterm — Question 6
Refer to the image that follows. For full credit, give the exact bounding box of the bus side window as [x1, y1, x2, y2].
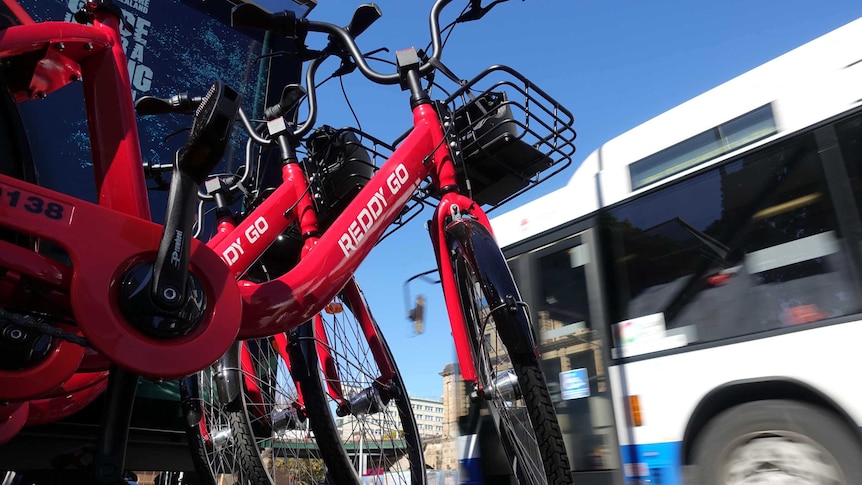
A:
[604, 129, 857, 348]
[836, 113, 862, 244]
[536, 245, 591, 332]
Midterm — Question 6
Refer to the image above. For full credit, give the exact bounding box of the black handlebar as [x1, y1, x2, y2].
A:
[228, 0, 512, 144]
[231, 0, 453, 85]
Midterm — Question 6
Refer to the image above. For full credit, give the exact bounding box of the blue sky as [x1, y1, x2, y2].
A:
[256, 0, 862, 399]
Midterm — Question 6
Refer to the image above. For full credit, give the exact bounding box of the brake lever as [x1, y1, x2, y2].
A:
[331, 47, 390, 77]
[455, 0, 513, 23]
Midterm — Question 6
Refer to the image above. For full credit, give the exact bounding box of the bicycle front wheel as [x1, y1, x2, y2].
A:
[448, 218, 572, 485]
[288, 279, 426, 485]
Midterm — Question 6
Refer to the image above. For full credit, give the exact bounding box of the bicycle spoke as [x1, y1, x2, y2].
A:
[291, 286, 425, 484]
[187, 367, 245, 484]
[240, 338, 325, 484]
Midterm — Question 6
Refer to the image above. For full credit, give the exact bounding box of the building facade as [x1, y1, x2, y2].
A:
[410, 396, 445, 439]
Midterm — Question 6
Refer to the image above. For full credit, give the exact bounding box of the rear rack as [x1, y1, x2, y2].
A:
[442, 65, 576, 210]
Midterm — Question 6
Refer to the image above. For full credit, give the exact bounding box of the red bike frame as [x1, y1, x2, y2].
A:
[0, 3, 242, 440]
[208, 102, 490, 383]
[0, 10, 243, 384]
[0, 1, 501, 442]
[213, 201, 398, 418]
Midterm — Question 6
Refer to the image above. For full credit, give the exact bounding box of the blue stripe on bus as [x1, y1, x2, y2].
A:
[457, 434, 483, 484]
[620, 442, 683, 485]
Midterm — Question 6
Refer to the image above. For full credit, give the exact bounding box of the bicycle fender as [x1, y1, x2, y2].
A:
[445, 218, 538, 357]
[215, 342, 243, 411]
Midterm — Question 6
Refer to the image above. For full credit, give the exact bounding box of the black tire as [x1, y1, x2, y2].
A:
[180, 363, 247, 485]
[182, 339, 328, 485]
[448, 218, 572, 485]
[288, 279, 426, 485]
[691, 399, 862, 484]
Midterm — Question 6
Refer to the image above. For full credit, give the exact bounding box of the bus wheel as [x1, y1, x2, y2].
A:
[692, 400, 862, 484]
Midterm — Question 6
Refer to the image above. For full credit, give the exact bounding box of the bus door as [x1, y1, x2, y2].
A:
[507, 227, 625, 484]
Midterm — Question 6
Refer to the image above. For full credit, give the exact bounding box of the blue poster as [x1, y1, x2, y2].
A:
[560, 368, 590, 400]
[15, 0, 301, 221]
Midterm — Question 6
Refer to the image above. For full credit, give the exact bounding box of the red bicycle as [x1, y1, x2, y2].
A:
[0, 1, 241, 481]
[0, 0, 576, 483]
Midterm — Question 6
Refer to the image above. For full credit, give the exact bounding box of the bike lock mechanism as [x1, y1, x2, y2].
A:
[0, 309, 53, 370]
[119, 80, 241, 339]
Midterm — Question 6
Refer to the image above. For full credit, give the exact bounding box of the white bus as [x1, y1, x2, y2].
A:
[489, 16, 862, 484]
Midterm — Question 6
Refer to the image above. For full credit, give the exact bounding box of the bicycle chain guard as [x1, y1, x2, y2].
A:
[0, 174, 242, 380]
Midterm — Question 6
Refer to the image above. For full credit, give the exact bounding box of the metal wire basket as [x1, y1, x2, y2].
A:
[304, 126, 389, 227]
[442, 65, 577, 209]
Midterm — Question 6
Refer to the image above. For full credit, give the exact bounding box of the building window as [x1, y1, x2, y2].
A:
[629, 104, 777, 190]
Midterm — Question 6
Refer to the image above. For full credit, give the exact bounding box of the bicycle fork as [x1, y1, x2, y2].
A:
[430, 192, 535, 400]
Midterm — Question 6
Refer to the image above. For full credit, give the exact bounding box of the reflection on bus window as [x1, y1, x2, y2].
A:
[526, 239, 620, 473]
[536, 242, 591, 335]
[837, 113, 862, 225]
[604, 130, 859, 347]
[629, 104, 777, 190]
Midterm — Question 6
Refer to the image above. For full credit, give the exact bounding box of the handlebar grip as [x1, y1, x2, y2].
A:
[264, 84, 307, 121]
[135, 93, 202, 116]
[344, 3, 382, 38]
[231, 3, 301, 37]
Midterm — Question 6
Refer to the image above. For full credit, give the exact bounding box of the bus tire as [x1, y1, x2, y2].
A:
[691, 399, 862, 484]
